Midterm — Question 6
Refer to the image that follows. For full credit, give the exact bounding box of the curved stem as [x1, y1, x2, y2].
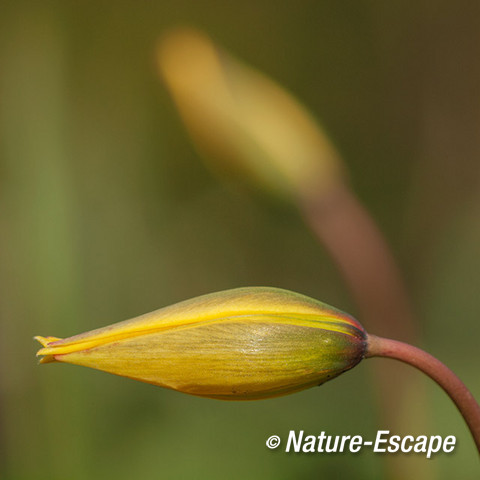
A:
[367, 334, 480, 453]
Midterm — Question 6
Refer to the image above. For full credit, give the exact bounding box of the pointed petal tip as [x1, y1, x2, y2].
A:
[35, 336, 63, 363]
[34, 335, 62, 347]
[38, 354, 57, 364]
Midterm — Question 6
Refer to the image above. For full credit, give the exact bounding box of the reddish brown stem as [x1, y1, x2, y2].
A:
[366, 334, 480, 453]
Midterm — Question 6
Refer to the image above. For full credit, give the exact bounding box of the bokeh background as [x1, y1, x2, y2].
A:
[1, 1, 479, 479]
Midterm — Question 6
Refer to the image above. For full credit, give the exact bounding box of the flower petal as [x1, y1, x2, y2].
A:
[35, 287, 366, 400]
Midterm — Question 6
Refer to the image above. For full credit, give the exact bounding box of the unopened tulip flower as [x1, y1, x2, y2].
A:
[36, 287, 367, 400]
[35, 286, 480, 451]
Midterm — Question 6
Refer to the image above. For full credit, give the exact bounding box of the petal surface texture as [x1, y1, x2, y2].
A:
[36, 287, 367, 400]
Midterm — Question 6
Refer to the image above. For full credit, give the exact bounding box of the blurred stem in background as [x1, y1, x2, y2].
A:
[0, 5, 89, 479]
[300, 185, 416, 343]
[158, 28, 431, 479]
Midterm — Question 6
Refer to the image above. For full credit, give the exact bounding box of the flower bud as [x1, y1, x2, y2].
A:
[157, 28, 344, 201]
[35, 287, 366, 400]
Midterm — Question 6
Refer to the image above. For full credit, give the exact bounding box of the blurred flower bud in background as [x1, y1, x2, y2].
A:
[36, 287, 367, 400]
[158, 28, 344, 201]
[157, 30, 425, 479]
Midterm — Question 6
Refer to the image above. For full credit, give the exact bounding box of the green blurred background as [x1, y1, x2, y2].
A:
[1, 1, 479, 478]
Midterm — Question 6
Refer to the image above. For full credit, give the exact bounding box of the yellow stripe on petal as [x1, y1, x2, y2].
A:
[35, 287, 361, 354]
[35, 287, 367, 400]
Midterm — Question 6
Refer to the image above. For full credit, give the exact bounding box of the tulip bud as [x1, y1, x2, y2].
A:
[157, 28, 344, 201]
[35, 287, 366, 400]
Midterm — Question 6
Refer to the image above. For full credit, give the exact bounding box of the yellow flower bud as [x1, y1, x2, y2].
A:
[35, 287, 366, 400]
[157, 28, 344, 200]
